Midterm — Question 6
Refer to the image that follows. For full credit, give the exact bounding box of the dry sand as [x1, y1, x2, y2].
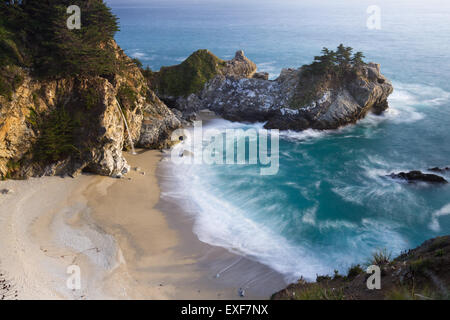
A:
[0, 150, 286, 300]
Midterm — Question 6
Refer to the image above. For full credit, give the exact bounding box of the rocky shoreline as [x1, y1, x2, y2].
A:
[1, 23, 448, 299]
[1, 43, 394, 180]
[153, 49, 393, 132]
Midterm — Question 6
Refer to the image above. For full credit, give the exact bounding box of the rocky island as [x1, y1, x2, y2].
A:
[146, 46, 393, 131]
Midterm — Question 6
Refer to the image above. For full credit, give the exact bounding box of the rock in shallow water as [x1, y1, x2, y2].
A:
[428, 167, 450, 173]
[388, 171, 448, 184]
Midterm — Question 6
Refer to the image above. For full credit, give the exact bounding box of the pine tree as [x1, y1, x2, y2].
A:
[1, 0, 120, 78]
[352, 51, 366, 69]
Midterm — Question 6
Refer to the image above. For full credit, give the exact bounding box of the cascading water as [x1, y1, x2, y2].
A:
[115, 98, 137, 155]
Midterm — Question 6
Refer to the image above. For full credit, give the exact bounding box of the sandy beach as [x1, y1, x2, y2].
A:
[0, 149, 286, 300]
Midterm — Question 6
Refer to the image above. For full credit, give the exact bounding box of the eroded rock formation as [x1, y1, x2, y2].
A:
[0, 41, 180, 179]
[176, 56, 393, 130]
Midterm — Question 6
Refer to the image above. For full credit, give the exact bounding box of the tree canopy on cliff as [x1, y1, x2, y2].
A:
[148, 49, 227, 98]
[291, 45, 367, 108]
[305, 44, 366, 77]
[0, 0, 119, 78]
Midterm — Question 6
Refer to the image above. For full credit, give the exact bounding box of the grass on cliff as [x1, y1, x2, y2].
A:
[280, 283, 345, 300]
[117, 83, 138, 109]
[148, 49, 227, 97]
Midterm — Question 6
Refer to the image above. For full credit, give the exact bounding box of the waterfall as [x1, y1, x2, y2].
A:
[115, 98, 137, 155]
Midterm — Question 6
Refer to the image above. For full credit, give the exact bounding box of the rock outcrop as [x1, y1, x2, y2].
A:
[219, 50, 257, 79]
[272, 236, 450, 300]
[0, 41, 180, 179]
[429, 167, 450, 173]
[148, 50, 258, 119]
[165, 51, 393, 131]
[388, 171, 448, 184]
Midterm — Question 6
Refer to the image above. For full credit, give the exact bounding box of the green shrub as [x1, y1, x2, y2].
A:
[370, 248, 391, 266]
[28, 106, 80, 163]
[0, 75, 12, 100]
[347, 264, 364, 279]
[385, 286, 414, 300]
[117, 83, 137, 110]
[333, 269, 343, 280]
[435, 249, 444, 257]
[131, 58, 143, 69]
[151, 49, 227, 97]
[409, 258, 432, 275]
[4, 159, 21, 179]
[83, 87, 101, 110]
[316, 274, 332, 282]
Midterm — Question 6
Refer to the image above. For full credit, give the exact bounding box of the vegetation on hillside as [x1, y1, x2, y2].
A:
[272, 236, 450, 300]
[28, 105, 80, 164]
[0, 0, 120, 85]
[291, 44, 367, 108]
[304, 44, 366, 77]
[146, 49, 227, 98]
[0, 1, 123, 170]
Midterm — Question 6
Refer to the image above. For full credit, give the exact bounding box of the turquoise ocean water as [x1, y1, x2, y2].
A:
[109, 0, 450, 281]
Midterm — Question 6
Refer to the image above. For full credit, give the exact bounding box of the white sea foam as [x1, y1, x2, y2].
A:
[128, 49, 155, 61]
[393, 82, 450, 107]
[381, 82, 450, 124]
[257, 62, 280, 80]
[301, 205, 318, 226]
[429, 203, 450, 232]
[158, 84, 449, 281]
[277, 128, 330, 142]
[174, 56, 188, 62]
[161, 160, 329, 282]
[160, 119, 333, 281]
[350, 219, 409, 257]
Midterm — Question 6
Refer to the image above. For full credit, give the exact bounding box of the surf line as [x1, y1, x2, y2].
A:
[170, 120, 280, 176]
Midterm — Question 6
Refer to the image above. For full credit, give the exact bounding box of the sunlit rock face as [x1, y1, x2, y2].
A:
[0, 41, 180, 179]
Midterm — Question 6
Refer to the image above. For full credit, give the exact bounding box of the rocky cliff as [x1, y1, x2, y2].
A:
[147, 49, 258, 119]
[0, 41, 180, 179]
[158, 49, 393, 131]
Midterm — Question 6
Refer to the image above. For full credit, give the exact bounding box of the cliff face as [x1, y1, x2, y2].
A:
[148, 50, 258, 118]
[176, 53, 393, 130]
[0, 41, 180, 179]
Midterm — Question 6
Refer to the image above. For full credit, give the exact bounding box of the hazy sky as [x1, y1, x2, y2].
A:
[105, 0, 229, 6]
[105, 0, 450, 8]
